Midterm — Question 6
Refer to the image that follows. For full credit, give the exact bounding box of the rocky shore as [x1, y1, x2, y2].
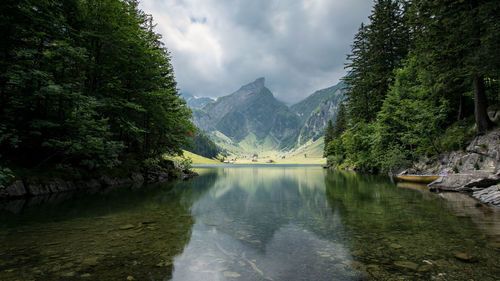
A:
[408, 129, 500, 206]
[0, 168, 198, 212]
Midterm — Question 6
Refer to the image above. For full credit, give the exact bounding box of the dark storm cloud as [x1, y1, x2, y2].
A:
[139, 0, 373, 104]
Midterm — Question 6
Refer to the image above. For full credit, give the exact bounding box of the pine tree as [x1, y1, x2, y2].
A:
[410, 0, 499, 134]
[0, 0, 194, 171]
[323, 120, 334, 157]
[332, 103, 347, 139]
[344, 0, 409, 123]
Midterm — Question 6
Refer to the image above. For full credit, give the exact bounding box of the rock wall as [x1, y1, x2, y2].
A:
[0, 170, 197, 200]
[411, 129, 500, 206]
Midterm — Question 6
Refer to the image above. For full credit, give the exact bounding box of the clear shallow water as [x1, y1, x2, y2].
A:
[0, 166, 499, 280]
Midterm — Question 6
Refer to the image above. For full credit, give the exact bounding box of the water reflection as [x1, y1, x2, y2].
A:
[0, 166, 499, 281]
[325, 170, 500, 280]
[170, 167, 363, 281]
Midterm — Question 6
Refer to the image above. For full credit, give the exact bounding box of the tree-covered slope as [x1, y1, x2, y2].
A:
[0, 0, 194, 181]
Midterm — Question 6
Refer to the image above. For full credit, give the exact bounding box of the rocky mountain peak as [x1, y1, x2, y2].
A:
[239, 77, 265, 92]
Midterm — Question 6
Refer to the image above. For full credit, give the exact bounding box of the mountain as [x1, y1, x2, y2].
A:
[192, 78, 300, 152]
[291, 81, 345, 145]
[180, 92, 214, 108]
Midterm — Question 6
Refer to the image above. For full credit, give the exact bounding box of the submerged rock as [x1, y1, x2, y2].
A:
[82, 257, 99, 266]
[119, 224, 135, 230]
[389, 243, 402, 249]
[394, 261, 419, 271]
[454, 253, 476, 262]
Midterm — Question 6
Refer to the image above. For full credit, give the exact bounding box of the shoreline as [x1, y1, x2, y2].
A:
[0, 169, 198, 202]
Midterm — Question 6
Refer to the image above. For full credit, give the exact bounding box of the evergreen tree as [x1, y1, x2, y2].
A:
[185, 131, 221, 159]
[323, 120, 334, 157]
[332, 103, 347, 139]
[0, 0, 194, 173]
[410, 0, 500, 134]
[344, 0, 409, 123]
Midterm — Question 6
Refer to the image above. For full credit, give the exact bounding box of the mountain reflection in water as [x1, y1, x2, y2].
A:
[0, 166, 499, 280]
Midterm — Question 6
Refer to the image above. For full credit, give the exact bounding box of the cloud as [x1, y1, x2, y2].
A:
[139, 0, 372, 104]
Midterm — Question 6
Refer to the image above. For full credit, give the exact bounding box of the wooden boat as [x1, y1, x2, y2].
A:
[396, 174, 441, 184]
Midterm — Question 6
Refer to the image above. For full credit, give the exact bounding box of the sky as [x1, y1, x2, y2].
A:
[139, 0, 373, 104]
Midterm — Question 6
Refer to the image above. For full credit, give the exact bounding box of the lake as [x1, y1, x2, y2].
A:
[0, 165, 499, 280]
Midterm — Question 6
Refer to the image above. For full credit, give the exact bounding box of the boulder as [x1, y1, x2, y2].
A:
[100, 176, 118, 187]
[463, 176, 500, 188]
[472, 184, 500, 206]
[394, 261, 419, 271]
[26, 181, 51, 196]
[428, 172, 499, 192]
[0, 180, 27, 198]
[428, 174, 476, 192]
[46, 179, 68, 193]
[130, 173, 144, 183]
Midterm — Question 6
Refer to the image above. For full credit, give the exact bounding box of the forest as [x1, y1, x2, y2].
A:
[324, 0, 500, 174]
[0, 0, 194, 186]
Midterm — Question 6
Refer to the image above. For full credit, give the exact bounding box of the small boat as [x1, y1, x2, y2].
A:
[396, 174, 441, 184]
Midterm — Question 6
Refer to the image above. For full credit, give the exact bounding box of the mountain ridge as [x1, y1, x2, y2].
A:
[192, 78, 300, 152]
[189, 78, 345, 153]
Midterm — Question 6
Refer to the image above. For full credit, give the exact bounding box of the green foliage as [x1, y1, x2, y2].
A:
[0, 0, 194, 175]
[332, 103, 347, 139]
[340, 123, 379, 172]
[327, 0, 500, 174]
[143, 157, 175, 173]
[174, 156, 193, 172]
[474, 162, 480, 170]
[438, 119, 475, 152]
[409, 0, 499, 133]
[344, 0, 409, 123]
[378, 145, 412, 175]
[452, 165, 459, 173]
[185, 130, 221, 159]
[323, 120, 334, 157]
[0, 165, 15, 189]
[377, 57, 448, 158]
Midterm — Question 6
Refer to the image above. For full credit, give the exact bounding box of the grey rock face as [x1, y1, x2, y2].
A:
[0, 180, 27, 198]
[192, 78, 301, 149]
[291, 82, 345, 145]
[472, 184, 500, 206]
[421, 129, 500, 206]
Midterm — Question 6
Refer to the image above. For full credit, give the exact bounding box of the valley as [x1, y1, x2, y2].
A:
[183, 77, 345, 163]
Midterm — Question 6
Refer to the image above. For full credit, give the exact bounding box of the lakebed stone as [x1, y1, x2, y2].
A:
[393, 261, 419, 271]
[454, 252, 476, 262]
[119, 224, 135, 230]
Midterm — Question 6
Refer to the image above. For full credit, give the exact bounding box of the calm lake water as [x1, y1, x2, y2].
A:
[1, 166, 499, 280]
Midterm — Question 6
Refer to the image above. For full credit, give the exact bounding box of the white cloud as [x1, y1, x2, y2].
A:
[139, 0, 372, 104]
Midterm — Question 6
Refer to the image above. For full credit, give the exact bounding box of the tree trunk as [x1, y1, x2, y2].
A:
[474, 74, 492, 134]
[457, 94, 463, 121]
